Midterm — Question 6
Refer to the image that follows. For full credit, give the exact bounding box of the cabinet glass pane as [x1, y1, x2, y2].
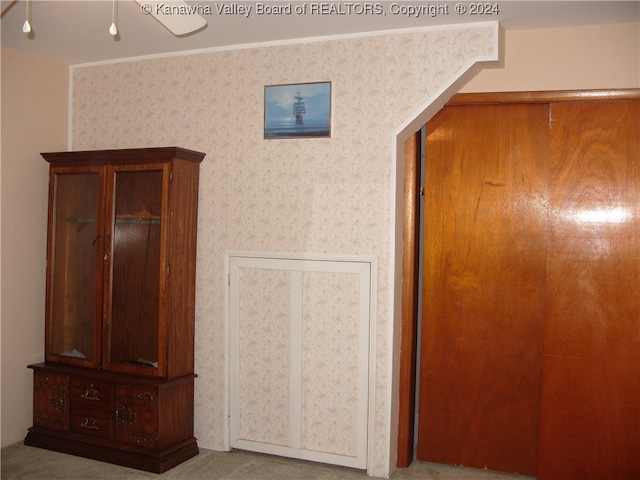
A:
[108, 170, 163, 369]
[50, 173, 100, 361]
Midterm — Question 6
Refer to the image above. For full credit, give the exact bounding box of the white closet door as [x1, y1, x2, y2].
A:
[228, 253, 374, 469]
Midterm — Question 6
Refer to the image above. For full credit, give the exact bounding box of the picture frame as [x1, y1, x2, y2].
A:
[264, 82, 331, 139]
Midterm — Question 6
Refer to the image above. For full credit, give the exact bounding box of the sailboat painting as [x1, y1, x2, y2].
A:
[264, 82, 331, 139]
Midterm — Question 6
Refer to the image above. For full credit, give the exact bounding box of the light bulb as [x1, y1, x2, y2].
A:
[23, 0, 31, 34]
[109, 0, 118, 36]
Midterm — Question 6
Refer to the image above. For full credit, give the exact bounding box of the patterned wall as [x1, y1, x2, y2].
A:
[238, 268, 292, 447]
[229, 255, 372, 468]
[71, 25, 495, 476]
[301, 270, 362, 457]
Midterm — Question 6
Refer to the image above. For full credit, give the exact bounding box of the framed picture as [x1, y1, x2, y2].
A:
[264, 82, 331, 139]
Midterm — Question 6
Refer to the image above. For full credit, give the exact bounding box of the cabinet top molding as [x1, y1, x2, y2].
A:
[41, 147, 206, 166]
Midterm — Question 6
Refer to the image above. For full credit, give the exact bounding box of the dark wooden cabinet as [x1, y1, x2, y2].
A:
[25, 147, 205, 473]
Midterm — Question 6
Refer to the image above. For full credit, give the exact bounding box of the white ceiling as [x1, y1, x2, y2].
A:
[1, 1, 638, 65]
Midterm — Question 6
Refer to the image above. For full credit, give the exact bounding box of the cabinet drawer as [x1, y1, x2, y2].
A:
[33, 372, 69, 430]
[71, 378, 114, 410]
[70, 408, 114, 440]
[116, 385, 158, 449]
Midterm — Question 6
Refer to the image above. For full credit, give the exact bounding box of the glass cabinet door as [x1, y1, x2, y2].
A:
[47, 171, 102, 366]
[105, 167, 164, 373]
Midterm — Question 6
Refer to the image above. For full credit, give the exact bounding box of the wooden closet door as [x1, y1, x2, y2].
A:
[416, 103, 548, 475]
[538, 99, 640, 480]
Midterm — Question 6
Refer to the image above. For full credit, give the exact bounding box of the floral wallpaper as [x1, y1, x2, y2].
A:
[234, 264, 366, 464]
[238, 268, 291, 447]
[301, 271, 362, 457]
[71, 24, 496, 477]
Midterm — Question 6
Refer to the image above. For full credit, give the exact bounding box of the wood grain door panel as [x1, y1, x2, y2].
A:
[417, 103, 549, 475]
[538, 99, 640, 480]
[416, 94, 640, 479]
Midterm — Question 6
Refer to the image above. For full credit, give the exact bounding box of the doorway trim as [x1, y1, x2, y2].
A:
[389, 24, 504, 472]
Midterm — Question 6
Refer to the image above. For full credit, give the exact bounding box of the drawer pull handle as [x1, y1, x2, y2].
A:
[116, 404, 137, 425]
[47, 394, 66, 414]
[80, 385, 100, 401]
[136, 436, 153, 446]
[79, 417, 99, 430]
[137, 392, 154, 402]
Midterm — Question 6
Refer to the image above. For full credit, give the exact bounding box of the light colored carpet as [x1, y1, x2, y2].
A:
[1, 442, 534, 480]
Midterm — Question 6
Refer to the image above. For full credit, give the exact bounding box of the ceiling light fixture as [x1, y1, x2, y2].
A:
[109, 0, 118, 36]
[22, 0, 31, 34]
